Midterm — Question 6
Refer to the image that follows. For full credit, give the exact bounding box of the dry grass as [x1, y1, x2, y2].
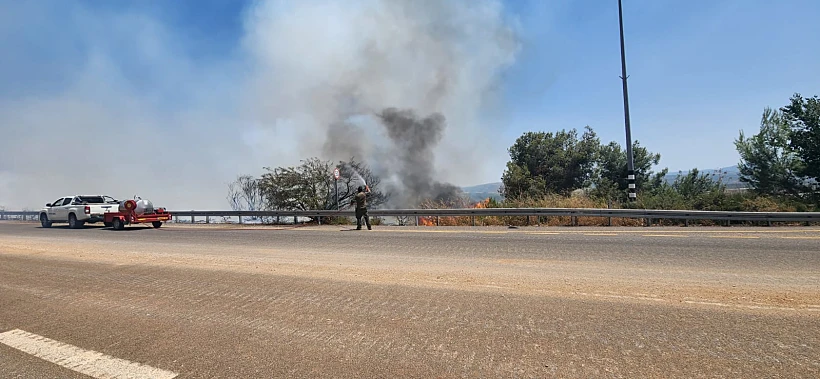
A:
[413, 194, 646, 227]
[406, 192, 819, 227]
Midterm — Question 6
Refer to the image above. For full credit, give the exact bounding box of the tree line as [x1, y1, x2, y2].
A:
[228, 92, 818, 220]
[227, 157, 390, 223]
[499, 92, 819, 212]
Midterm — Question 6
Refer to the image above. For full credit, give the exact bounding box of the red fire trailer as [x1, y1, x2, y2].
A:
[104, 199, 172, 230]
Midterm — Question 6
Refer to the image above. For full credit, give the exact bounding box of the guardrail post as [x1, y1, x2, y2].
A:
[436, 216, 439, 226]
[238, 215, 243, 224]
[471, 215, 476, 226]
[191, 215, 195, 224]
[206, 216, 210, 224]
[571, 216, 577, 226]
[608, 216, 612, 226]
[685, 219, 689, 227]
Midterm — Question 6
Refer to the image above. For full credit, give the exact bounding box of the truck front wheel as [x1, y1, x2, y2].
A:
[40, 214, 52, 228]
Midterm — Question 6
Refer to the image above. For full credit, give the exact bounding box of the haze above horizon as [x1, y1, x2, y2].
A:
[1, 0, 818, 210]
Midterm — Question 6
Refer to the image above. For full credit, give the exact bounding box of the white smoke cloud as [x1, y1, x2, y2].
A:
[239, 0, 521, 206]
[0, 0, 522, 210]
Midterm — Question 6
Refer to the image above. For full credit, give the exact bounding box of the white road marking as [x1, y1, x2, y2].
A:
[567, 293, 818, 312]
[0, 329, 178, 379]
[682, 300, 819, 312]
[709, 235, 760, 239]
[472, 284, 507, 289]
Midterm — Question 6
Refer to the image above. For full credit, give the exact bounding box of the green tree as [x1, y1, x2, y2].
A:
[671, 168, 726, 210]
[591, 140, 667, 203]
[638, 183, 686, 210]
[258, 157, 387, 214]
[735, 107, 805, 196]
[780, 93, 820, 186]
[501, 126, 600, 199]
[498, 164, 546, 200]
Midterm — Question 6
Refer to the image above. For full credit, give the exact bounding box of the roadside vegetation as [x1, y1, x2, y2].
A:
[225, 93, 819, 226]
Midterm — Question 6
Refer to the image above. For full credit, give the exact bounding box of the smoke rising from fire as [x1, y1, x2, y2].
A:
[246, 0, 522, 208]
[0, 0, 521, 210]
[373, 108, 463, 207]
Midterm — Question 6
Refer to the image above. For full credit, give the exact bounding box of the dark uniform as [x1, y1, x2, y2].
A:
[350, 186, 371, 230]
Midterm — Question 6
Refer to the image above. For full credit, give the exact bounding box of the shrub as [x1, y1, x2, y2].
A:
[397, 187, 815, 227]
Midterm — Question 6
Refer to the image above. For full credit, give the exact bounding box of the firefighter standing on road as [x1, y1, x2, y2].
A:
[350, 185, 372, 230]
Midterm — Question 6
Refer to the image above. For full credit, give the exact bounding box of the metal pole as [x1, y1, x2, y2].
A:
[618, 0, 636, 202]
[335, 178, 339, 210]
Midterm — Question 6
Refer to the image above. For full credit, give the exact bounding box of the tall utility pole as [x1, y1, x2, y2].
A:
[618, 0, 636, 201]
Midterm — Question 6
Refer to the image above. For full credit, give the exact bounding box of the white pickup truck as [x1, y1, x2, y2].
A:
[39, 195, 120, 229]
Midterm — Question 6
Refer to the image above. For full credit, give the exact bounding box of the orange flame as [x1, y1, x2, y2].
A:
[418, 217, 435, 226]
[417, 198, 490, 226]
[473, 197, 490, 209]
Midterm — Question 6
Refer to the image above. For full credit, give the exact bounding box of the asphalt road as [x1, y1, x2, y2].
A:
[1, 222, 818, 378]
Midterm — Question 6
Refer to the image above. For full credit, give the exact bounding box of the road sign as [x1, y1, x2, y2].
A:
[333, 168, 341, 210]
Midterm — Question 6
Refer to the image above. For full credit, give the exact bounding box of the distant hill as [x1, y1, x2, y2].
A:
[461, 182, 502, 194]
[663, 166, 746, 189]
[461, 182, 503, 203]
[460, 165, 749, 202]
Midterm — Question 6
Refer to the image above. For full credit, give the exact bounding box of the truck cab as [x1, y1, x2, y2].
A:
[39, 195, 119, 228]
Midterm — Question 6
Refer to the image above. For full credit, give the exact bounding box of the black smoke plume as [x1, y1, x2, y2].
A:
[375, 107, 465, 208]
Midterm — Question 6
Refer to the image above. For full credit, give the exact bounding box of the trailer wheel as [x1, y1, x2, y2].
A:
[40, 214, 52, 228]
[112, 218, 125, 230]
[152, 221, 163, 228]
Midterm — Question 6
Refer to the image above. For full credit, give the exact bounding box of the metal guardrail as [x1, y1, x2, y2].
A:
[1, 211, 35, 216]
[3, 208, 819, 223]
[162, 208, 820, 222]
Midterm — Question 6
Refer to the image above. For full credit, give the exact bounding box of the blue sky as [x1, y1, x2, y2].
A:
[499, 0, 820, 174]
[3, 0, 818, 171]
[1, 0, 819, 209]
